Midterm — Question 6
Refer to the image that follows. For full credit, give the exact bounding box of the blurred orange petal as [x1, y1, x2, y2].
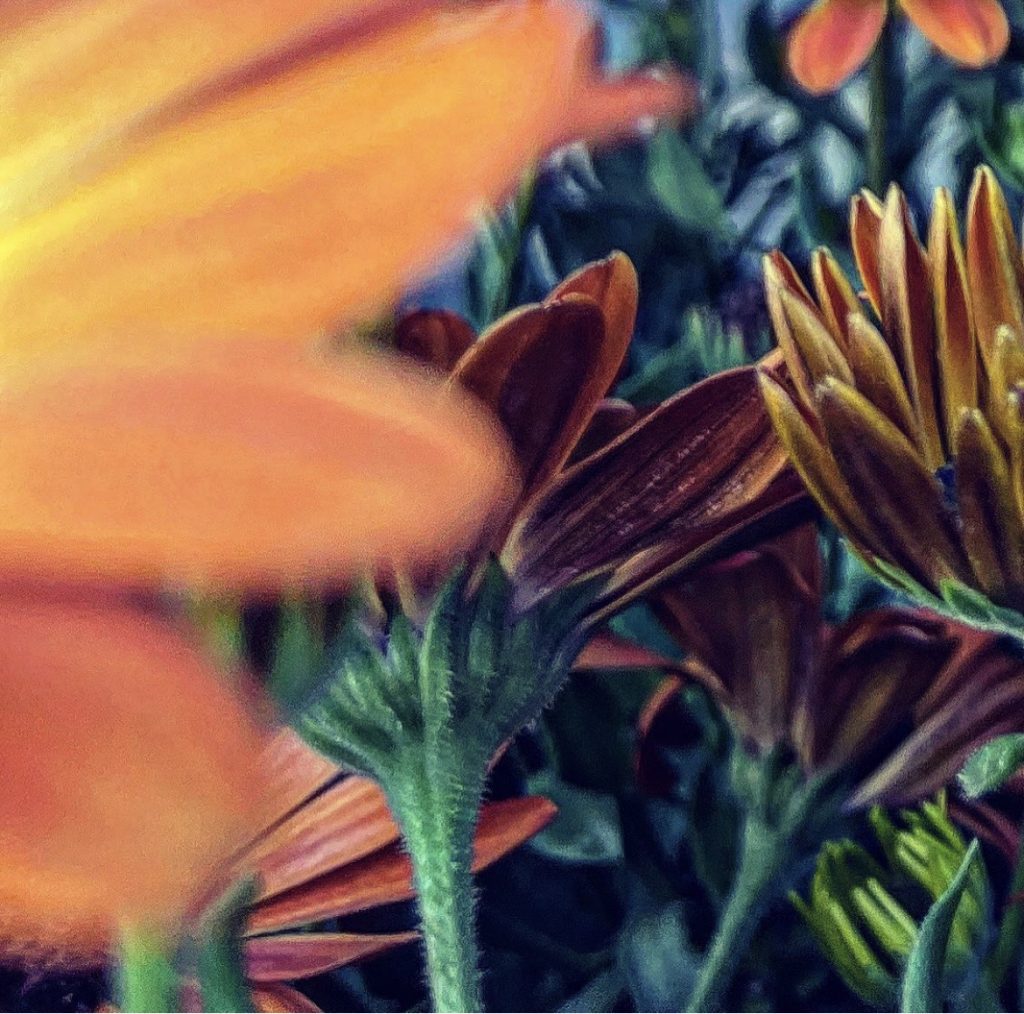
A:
[0, 597, 262, 963]
[787, 0, 887, 94]
[0, 1, 690, 367]
[0, 349, 514, 592]
[899, 0, 1009, 66]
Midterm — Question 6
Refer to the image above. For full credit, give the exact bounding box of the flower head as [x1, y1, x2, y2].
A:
[398, 254, 808, 623]
[788, 0, 1009, 94]
[637, 523, 1024, 809]
[760, 168, 1024, 624]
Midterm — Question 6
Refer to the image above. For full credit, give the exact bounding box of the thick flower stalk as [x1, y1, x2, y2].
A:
[787, 0, 1009, 94]
[114, 730, 555, 1013]
[760, 167, 1024, 630]
[632, 522, 1024, 1010]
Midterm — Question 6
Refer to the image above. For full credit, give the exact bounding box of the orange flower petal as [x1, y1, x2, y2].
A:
[574, 632, 677, 670]
[453, 296, 613, 504]
[966, 164, 1024, 364]
[0, 2, 690, 366]
[247, 796, 556, 934]
[878, 185, 945, 469]
[816, 376, 970, 588]
[262, 731, 341, 830]
[245, 930, 417, 982]
[0, 349, 514, 592]
[252, 983, 323, 1013]
[509, 365, 807, 619]
[851, 189, 886, 316]
[898, 0, 1009, 66]
[395, 309, 478, 373]
[954, 408, 1024, 600]
[787, 0, 887, 94]
[251, 777, 399, 903]
[0, 597, 263, 962]
[811, 247, 864, 347]
[928, 186, 979, 445]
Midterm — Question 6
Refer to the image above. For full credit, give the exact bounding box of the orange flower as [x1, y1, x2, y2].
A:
[635, 524, 1024, 810]
[236, 733, 555, 1013]
[397, 254, 808, 622]
[788, 0, 1009, 94]
[0, 0, 689, 958]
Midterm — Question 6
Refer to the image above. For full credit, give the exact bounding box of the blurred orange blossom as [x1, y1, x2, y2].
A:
[0, 0, 689, 960]
[787, 0, 1008, 94]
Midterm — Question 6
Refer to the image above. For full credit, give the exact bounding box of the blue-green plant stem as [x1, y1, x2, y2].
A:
[685, 815, 789, 1012]
[389, 757, 487, 1013]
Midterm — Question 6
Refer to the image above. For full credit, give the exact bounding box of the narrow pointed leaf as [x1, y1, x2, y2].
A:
[901, 840, 982, 1013]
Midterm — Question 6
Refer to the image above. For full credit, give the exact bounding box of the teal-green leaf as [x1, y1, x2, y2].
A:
[959, 734, 1024, 799]
[901, 839, 982, 1013]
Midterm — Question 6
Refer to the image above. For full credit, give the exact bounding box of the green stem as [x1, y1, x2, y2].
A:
[866, 16, 892, 195]
[685, 815, 789, 1012]
[986, 818, 1024, 990]
[116, 926, 180, 1013]
[389, 759, 487, 1013]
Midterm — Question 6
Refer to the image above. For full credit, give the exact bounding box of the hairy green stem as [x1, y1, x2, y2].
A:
[866, 17, 892, 195]
[389, 759, 487, 1013]
[685, 815, 789, 1012]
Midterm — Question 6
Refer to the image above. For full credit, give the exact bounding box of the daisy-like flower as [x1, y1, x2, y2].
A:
[397, 253, 808, 623]
[0, 0, 690, 962]
[158, 732, 554, 1013]
[637, 523, 1024, 810]
[788, 0, 1009, 94]
[760, 167, 1024, 626]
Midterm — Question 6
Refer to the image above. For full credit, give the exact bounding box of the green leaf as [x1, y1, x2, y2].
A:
[525, 771, 623, 864]
[266, 598, 327, 718]
[198, 878, 258, 1013]
[645, 128, 729, 238]
[901, 840, 982, 1013]
[959, 734, 1024, 799]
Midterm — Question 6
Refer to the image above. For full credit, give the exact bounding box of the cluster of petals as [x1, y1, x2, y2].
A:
[636, 523, 1024, 811]
[397, 252, 806, 624]
[761, 167, 1024, 615]
[0, 0, 691, 955]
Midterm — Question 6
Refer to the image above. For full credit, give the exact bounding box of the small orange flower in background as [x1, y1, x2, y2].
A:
[787, 0, 1009, 94]
[0, 0, 689, 960]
